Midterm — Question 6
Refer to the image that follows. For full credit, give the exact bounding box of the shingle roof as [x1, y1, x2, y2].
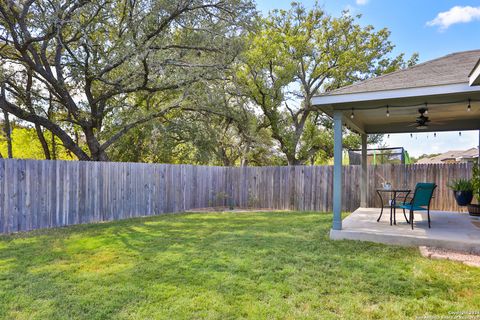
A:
[417, 148, 479, 164]
[325, 49, 480, 96]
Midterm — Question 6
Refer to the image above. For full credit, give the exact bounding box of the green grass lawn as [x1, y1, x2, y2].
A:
[1, 211, 479, 319]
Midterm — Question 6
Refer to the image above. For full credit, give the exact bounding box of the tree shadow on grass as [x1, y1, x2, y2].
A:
[1, 211, 480, 319]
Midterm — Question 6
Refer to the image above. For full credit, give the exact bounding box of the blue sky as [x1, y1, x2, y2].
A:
[256, 0, 480, 157]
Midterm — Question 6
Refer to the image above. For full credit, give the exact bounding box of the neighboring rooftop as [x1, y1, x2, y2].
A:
[324, 49, 480, 96]
[417, 148, 479, 164]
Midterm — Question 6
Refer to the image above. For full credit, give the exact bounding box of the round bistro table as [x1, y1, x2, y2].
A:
[376, 188, 411, 225]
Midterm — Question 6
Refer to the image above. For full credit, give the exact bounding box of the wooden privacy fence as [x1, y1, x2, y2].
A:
[0, 159, 474, 234]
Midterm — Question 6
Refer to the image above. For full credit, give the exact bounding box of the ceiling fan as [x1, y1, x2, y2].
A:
[408, 108, 430, 130]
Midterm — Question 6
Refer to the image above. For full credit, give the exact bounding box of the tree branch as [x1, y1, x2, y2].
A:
[99, 103, 182, 152]
[0, 93, 90, 160]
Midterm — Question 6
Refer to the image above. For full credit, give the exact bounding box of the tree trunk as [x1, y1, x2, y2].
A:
[3, 110, 13, 158]
[287, 154, 302, 166]
[83, 126, 109, 161]
[34, 124, 51, 160]
[240, 142, 250, 167]
[219, 147, 231, 166]
[51, 131, 57, 160]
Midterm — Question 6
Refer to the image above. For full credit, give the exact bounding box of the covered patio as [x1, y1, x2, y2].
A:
[312, 50, 480, 250]
[333, 208, 480, 253]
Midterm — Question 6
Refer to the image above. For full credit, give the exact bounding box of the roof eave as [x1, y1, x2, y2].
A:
[469, 59, 480, 86]
[311, 82, 480, 134]
[311, 83, 478, 107]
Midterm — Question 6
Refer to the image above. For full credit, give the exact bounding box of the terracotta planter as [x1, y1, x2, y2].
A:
[453, 190, 473, 206]
[467, 204, 480, 216]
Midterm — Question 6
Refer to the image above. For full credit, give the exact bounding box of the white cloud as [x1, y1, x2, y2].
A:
[427, 6, 480, 30]
[355, 0, 368, 5]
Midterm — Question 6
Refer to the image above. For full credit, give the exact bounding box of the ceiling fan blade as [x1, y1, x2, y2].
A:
[416, 125, 429, 130]
[432, 117, 461, 121]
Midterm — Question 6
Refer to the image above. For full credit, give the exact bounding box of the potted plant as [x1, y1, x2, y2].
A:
[467, 165, 480, 216]
[448, 178, 474, 206]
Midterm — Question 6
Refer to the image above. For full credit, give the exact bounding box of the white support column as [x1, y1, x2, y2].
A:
[360, 133, 368, 208]
[332, 111, 343, 230]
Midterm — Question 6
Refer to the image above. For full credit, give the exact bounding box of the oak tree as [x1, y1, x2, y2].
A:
[238, 3, 417, 165]
[0, 0, 254, 160]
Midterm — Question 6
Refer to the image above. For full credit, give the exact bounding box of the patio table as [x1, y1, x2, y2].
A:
[376, 188, 411, 225]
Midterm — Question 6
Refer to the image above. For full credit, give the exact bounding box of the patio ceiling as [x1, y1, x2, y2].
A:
[312, 50, 480, 134]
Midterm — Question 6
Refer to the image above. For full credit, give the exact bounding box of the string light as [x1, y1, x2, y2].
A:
[350, 108, 354, 119]
[434, 133, 437, 138]
[387, 134, 390, 138]
[410, 133, 413, 138]
[459, 132, 462, 136]
[467, 99, 471, 112]
[386, 105, 390, 117]
[334, 98, 477, 113]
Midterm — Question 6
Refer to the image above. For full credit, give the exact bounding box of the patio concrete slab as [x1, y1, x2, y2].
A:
[330, 208, 480, 253]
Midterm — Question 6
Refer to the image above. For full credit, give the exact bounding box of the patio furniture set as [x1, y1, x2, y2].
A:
[376, 183, 437, 229]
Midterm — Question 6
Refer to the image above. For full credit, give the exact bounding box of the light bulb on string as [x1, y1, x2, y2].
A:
[467, 99, 471, 112]
[350, 108, 354, 119]
[386, 105, 390, 117]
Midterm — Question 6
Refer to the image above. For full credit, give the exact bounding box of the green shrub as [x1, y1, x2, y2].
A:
[447, 178, 473, 192]
[472, 165, 480, 203]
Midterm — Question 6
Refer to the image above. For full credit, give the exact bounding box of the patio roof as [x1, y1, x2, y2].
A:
[312, 50, 480, 134]
[311, 49, 480, 233]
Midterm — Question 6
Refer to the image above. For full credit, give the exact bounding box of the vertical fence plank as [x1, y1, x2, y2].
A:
[0, 160, 4, 233]
[0, 159, 474, 234]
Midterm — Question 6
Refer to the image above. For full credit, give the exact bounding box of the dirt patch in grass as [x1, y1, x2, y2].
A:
[420, 246, 480, 267]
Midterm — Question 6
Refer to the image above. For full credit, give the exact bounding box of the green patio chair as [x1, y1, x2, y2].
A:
[394, 183, 437, 230]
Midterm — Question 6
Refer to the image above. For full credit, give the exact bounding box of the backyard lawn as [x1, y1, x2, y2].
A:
[1, 211, 479, 319]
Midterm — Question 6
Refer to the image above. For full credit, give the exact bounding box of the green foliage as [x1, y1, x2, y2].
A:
[107, 84, 282, 166]
[0, 126, 74, 160]
[1, 0, 256, 160]
[411, 153, 441, 163]
[236, 2, 414, 165]
[1, 1, 416, 165]
[472, 165, 480, 203]
[1, 211, 479, 319]
[296, 115, 382, 165]
[447, 179, 474, 192]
